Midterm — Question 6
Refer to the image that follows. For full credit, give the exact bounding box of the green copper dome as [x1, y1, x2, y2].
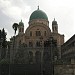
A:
[29, 8, 48, 21]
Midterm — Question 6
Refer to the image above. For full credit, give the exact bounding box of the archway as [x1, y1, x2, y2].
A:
[35, 51, 41, 64]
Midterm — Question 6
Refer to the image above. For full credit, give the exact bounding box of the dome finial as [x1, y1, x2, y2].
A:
[38, 0, 39, 10]
[21, 19, 22, 22]
[38, 5, 39, 10]
[52, 18, 57, 25]
[54, 18, 55, 21]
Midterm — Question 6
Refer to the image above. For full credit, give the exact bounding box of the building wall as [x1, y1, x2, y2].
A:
[61, 34, 75, 64]
[54, 64, 75, 75]
[9, 22, 64, 64]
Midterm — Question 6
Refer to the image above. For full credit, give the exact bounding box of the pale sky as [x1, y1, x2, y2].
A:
[0, 0, 75, 42]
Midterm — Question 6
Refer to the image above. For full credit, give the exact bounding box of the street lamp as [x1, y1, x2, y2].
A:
[49, 37, 54, 75]
[0, 38, 3, 59]
[8, 42, 11, 75]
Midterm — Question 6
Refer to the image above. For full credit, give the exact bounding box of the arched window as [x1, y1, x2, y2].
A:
[43, 52, 50, 62]
[36, 31, 41, 36]
[29, 51, 33, 64]
[55, 27, 57, 31]
[19, 40, 21, 46]
[44, 31, 46, 36]
[36, 41, 40, 47]
[22, 28, 24, 32]
[29, 42, 33, 47]
[19, 28, 21, 32]
[35, 51, 41, 63]
[30, 31, 32, 36]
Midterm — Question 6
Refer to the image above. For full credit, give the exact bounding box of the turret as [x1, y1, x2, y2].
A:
[18, 20, 24, 35]
[52, 18, 58, 33]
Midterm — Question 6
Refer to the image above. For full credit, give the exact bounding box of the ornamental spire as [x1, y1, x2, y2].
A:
[54, 18, 55, 21]
[38, 5, 39, 10]
[21, 19, 22, 22]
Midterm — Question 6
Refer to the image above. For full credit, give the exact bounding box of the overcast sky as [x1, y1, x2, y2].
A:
[0, 0, 75, 42]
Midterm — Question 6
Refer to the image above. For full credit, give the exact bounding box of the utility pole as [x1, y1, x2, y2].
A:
[8, 42, 10, 75]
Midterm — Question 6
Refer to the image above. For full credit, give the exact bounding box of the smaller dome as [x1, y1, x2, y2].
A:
[19, 20, 24, 26]
[52, 18, 57, 25]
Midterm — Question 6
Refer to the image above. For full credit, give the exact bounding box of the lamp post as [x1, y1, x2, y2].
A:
[8, 42, 10, 75]
[49, 37, 54, 75]
[13, 36, 15, 64]
[39, 36, 43, 75]
[43, 37, 54, 75]
[43, 37, 56, 75]
[0, 38, 3, 59]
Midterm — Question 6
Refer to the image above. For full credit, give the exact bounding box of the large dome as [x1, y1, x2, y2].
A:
[29, 8, 48, 21]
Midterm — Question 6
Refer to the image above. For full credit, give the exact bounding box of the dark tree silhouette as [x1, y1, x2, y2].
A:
[0, 30, 1, 39]
[1, 28, 7, 48]
[0, 28, 7, 59]
[0, 30, 2, 46]
[12, 23, 18, 35]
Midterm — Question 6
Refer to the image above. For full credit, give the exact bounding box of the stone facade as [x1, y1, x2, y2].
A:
[1, 7, 75, 75]
[54, 64, 75, 75]
[10, 7, 64, 64]
[61, 34, 75, 64]
[0, 7, 64, 75]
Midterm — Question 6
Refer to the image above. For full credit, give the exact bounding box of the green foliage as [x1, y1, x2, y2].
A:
[0, 28, 7, 60]
[12, 23, 18, 34]
[0, 30, 1, 39]
[1, 28, 6, 40]
[0, 28, 7, 48]
[14, 45, 29, 64]
[0, 59, 9, 64]
[55, 59, 64, 65]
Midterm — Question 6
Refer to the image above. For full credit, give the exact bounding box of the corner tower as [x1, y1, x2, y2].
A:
[52, 18, 58, 33]
[18, 20, 24, 35]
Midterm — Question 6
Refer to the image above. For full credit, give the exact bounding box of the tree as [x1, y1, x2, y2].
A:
[12, 23, 18, 35]
[0, 58, 9, 64]
[14, 44, 29, 64]
[0, 30, 1, 39]
[0, 30, 2, 46]
[1, 28, 7, 48]
[1, 28, 7, 59]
